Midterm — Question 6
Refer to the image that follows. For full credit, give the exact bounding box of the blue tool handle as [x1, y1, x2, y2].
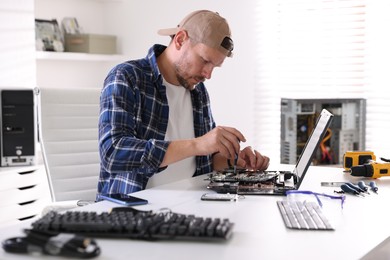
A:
[369, 181, 378, 193]
[341, 184, 360, 195]
[357, 181, 368, 191]
[345, 182, 364, 193]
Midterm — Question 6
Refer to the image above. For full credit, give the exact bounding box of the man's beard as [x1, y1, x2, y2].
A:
[174, 50, 205, 90]
[175, 67, 205, 90]
[176, 72, 192, 90]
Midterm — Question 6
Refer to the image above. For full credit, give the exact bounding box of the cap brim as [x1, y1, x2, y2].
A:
[158, 27, 179, 36]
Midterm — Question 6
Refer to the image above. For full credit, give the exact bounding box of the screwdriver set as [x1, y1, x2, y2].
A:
[321, 181, 378, 196]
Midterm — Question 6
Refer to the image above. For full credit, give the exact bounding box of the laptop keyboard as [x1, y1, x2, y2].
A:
[277, 200, 334, 230]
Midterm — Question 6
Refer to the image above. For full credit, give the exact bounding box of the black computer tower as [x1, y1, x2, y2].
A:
[0, 89, 36, 166]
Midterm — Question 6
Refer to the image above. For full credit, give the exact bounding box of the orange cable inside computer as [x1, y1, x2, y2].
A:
[320, 128, 332, 163]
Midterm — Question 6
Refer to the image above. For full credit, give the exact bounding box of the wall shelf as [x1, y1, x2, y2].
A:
[34, 0, 127, 88]
[36, 51, 126, 62]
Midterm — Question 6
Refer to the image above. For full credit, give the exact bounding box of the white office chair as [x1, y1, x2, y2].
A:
[36, 87, 101, 212]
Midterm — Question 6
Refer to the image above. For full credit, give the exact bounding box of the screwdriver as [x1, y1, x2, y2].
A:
[345, 182, 365, 193]
[233, 140, 240, 175]
[357, 181, 370, 194]
[233, 153, 238, 174]
[369, 181, 378, 194]
[340, 184, 364, 197]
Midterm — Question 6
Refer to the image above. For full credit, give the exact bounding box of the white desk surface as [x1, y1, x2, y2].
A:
[1, 165, 390, 260]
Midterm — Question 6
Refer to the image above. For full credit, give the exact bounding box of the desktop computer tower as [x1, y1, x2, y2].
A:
[0, 89, 36, 166]
[281, 98, 366, 166]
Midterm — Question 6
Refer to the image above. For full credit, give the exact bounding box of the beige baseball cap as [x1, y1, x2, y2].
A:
[158, 10, 234, 57]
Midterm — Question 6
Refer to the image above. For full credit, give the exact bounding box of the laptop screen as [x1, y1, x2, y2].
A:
[294, 109, 333, 186]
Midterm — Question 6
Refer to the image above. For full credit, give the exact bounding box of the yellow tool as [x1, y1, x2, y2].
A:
[343, 151, 376, 171]
[350, 160, 390, 179]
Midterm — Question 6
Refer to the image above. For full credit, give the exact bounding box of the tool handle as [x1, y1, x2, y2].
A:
[340, 184, 360, 195]
[369, 181, 378, 193]
[345, 182, 365, 193]
[357, 181, 368, 192]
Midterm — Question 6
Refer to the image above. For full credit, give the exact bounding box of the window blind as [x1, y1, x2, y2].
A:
[0, 0, 35, 87]
[253, 0, 375, 163]
[364, 1, 390, 158]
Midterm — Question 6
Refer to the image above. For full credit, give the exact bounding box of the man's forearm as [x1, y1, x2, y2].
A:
[160, 139, 198, 167]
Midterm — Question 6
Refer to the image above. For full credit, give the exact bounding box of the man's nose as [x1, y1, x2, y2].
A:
[202, 64, 214, 80]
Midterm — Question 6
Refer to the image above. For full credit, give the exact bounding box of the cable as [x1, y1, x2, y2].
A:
[320, 128, 332, 163]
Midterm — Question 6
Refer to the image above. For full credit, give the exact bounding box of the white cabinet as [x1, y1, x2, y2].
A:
[0, 165, 50, 227]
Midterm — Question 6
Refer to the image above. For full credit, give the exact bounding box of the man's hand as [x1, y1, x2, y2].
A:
[237, 146, 270, 171]
[195, 126, 246, 159]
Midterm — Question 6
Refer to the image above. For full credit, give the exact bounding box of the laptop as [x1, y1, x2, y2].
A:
[207, 109, 334, 195]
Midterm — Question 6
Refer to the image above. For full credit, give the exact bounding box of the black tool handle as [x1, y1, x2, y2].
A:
[340, 184, 360, 195]
[357, 181, 369, 192]
[369, 181, 378, 193]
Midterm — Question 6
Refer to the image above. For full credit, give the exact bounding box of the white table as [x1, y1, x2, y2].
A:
[1, 165, 389, 260]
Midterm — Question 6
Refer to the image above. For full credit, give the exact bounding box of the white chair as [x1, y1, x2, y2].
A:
[36, 87, 101, 211]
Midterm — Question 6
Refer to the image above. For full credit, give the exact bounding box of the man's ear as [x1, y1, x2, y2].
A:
[174, 30, 188, 49]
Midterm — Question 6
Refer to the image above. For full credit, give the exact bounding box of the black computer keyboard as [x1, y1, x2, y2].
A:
[30, 207, 234, 241]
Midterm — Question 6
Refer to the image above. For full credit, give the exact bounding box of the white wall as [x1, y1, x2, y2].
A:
[107, 0, 259, 147]
[31, 0, 390, 162]
[34, 0, 258, 147]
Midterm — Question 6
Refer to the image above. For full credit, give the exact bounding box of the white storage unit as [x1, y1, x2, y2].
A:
[0, 165, 50, 227]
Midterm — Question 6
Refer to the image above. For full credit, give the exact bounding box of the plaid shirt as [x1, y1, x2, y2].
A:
[97, 44, 216, 197]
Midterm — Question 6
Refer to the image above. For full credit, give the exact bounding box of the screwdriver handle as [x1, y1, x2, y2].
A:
[369, 181, 378, 193]
[345, 182, 365, 193]
[340, 184, 361, 196]
[357, 181, 368, 191]
[357, 181, 370, 193]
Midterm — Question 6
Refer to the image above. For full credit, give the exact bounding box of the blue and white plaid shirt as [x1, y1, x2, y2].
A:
[97, 44, 216, 197]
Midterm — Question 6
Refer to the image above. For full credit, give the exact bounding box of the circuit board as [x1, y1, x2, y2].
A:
[206, 167, 297, 195]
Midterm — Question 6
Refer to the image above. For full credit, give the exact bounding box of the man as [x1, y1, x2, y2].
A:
[97, 10, 270, 197]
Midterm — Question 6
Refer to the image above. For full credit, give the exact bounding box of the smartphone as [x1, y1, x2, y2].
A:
[98, 193, 148, 206]
[201, 193, 238, 201]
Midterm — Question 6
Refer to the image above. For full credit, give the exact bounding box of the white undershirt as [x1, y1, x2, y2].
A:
[146, 79, 196, 188]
